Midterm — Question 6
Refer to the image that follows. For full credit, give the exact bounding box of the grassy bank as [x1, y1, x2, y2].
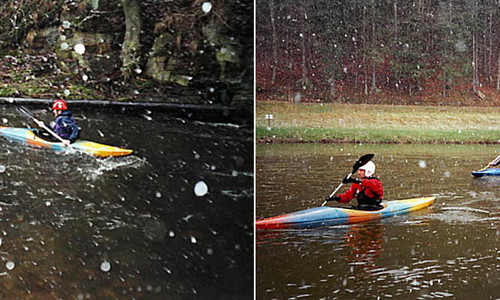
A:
[256, 101, 500, 143]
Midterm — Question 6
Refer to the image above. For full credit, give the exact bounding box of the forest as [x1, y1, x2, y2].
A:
[0, 0, 253, 108]
[256, 0, 500, 105]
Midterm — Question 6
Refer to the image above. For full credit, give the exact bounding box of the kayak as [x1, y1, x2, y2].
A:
[471, 167, 500, 177]
[0, 127, 133, 157]
[256, 196, 436, 230]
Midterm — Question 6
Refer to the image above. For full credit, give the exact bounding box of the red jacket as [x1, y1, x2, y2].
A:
[338, 177, 384, 203]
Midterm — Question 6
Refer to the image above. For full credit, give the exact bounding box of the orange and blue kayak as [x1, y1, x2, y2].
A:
[471, 168, 500, 177]
[0, 127, 133, 157]
[256, 196, 435, 230]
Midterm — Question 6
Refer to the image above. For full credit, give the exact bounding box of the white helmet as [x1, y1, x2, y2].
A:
[359, 161, 375, 177]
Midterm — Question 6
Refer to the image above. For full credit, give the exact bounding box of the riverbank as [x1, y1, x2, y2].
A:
[256, 101, 500, 144]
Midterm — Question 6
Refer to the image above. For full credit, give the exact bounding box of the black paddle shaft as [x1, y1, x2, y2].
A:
[17, 107, 35, 120]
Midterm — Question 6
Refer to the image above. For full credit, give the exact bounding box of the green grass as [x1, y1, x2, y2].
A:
[256, 101, 500, 143]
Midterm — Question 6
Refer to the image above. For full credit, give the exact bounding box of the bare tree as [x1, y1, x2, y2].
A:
[269, 0, 278, 84]
[370, 0, 377, 94]
[120, 0, 142, 80]
[496, 49, 500, 90]
[472, 0, 479, 94]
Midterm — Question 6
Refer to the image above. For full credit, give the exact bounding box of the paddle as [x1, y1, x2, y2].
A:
[476, 154, 500, 171]
[16, 106, 72, 147]
[486, 155, 500, 169]
[322, 153, 375, 206]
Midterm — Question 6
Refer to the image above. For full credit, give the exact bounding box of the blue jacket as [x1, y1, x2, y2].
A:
[52, 110, 81, 142]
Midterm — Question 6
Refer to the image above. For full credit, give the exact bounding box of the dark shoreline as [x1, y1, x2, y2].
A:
[257, 138, 500, 145]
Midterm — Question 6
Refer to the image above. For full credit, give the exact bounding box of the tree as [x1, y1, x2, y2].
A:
[269, 0, 278, 84]
[256, 0, 500, 103]
[120, 0, 142, 79]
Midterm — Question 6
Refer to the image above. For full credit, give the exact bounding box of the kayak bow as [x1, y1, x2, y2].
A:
[0, 127, 133, 157]
[471, 168, 500, 177]
[256, 196, 436, 229]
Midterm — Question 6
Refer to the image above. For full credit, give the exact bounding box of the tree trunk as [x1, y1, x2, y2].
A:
[488, 9, 493, 83]
[370, 1, 377, 94]
[472, 0, 478, 93]
[363, 6, 368, 95]
[392, 0, 399, 90]
[285, 25, 293, 102]
[472, 31, 478, 93]
[442, 0, 453, 98]
[364, 57, 368, 95]
[393, 0, 398, 38]
[496, 49, 500, 90]
[329, 76, 336, 96]
[120, 0, 142, 80]
[371, 57, 376, 94]
[269, 0, 277, 84]
[301, 33, 307, 84]
[300, 9, 308, 89]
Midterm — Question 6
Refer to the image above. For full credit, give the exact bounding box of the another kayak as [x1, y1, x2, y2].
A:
[471, 168, 500, 177]
[0, 127, 133, 157]
[256, 196, 436, 230]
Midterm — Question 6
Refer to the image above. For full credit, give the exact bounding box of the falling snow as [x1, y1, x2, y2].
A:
[194, 181, 208, 197]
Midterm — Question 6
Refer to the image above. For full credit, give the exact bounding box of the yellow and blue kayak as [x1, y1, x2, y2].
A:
[471, 168, 500, 177]
[256, 196, 436, 230]
[0, 127, 133, 157]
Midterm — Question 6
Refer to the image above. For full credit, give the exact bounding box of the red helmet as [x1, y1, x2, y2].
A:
[52, 99, 68, 110]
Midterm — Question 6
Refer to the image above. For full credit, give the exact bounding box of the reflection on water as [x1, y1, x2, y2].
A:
[344, 223, 384, 270]
[0, 106, 253, 298]
[257, 143, 500, 299]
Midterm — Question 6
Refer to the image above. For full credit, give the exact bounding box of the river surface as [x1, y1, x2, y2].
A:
[256, 143, 500, 299]
[0, 105, 253, 299]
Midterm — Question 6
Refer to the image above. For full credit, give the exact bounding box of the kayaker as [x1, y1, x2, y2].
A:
[325, 161, 384, 211]
[35, 99, 81, 146]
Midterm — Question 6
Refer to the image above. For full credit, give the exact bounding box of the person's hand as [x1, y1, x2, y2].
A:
[61, 139, 70, 146]
[342, 176, 361, 184]
[325, 195, 340, 202]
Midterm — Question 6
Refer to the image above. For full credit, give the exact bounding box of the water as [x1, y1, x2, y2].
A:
[256, 143, 500, 299]
[0, 105, 253, 298]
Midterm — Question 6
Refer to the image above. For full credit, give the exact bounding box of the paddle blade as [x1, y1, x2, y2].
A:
[352, 153, 375, 173]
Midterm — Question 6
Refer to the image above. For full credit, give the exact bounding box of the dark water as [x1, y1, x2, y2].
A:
[257, 143, 500, 299]
[0, 106, 253, 299]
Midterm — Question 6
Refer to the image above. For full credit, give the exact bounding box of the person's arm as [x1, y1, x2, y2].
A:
[53, 118, 71, 146]
[337, 183, 359, 203]
[68, 124, 81, 143]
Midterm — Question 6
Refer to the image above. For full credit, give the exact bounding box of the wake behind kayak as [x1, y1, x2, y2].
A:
[256, 196, 436, 230]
